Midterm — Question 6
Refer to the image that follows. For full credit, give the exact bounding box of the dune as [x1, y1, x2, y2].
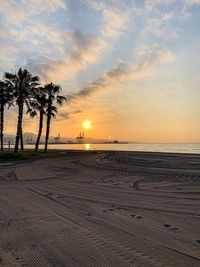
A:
[0, 151, 200, 266]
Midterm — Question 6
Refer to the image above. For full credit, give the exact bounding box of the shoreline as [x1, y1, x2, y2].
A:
[1, 148, 200, 161]
[2, 143, 200, 156]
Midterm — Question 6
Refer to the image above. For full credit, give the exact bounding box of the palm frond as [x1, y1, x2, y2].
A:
[57, 95, 67, 106]
[26, 108, 37, 118]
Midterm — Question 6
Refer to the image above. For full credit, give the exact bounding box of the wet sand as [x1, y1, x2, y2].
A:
[0, 151, 200, 266]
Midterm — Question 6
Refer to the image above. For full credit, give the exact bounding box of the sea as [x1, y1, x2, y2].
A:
[23, 143, 200, 154]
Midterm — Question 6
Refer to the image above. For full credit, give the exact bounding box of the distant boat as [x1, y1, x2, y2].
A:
[103, 140, 128, 144]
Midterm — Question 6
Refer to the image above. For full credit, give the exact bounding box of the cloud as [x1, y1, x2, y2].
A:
[145, 0, 176, 10]
[56, 109, 83, 121]
[181, 0, 200, 19]
[0, 0, 67, 22]
[25, 1, 131, 82]
[89, 0, 134, 39]
[85, 0, 129, 38]
[0, 12, 106, 80]
[0, 0, 197, 92]
[100, 8, 128, 38]
[69, 50, 157, 101]
[159, 51, 175, 63]
[2, 0, 178, 85]
[0, 0, 67, 74]
[68, 42, 177, 103]
[72, 110, 83, 114]
[26, 31, 106, 82]
[141, 3, 180, 41]
[185, 0, 200, 6]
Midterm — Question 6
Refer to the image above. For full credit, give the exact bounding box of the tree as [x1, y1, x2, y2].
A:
[44, 83, 66, 153]
[27, 87, 47, 152]
[4, 68, 40, 153]
[0, 80, 13, 151]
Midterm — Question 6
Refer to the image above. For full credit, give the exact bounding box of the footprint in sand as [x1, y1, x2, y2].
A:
[164, 224, 178, 231]
[103, 208, 115, 213]
[131, 214, 143, 219]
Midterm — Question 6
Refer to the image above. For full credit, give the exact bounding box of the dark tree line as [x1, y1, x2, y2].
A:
[0, 68, 66, 153]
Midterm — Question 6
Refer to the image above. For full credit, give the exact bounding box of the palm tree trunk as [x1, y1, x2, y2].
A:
[0, 103, 4, 152]
[20, 128, 24, 151]
[44, 115, 50, 153]
[44, 114, 51, 153]
[15, 102, 23, 153]
[35, 111, 44, 152]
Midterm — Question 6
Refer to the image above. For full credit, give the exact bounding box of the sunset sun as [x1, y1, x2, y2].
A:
[82, 120, 92, 130]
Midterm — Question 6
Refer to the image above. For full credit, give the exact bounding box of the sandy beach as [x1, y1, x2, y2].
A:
[0, 151, 200, 266]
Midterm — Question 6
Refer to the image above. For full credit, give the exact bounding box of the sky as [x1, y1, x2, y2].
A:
[0, 0, 200, 142]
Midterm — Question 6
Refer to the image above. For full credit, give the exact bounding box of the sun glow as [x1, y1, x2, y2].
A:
[82, 120, 92, 130]
[84, 144, 91, 150]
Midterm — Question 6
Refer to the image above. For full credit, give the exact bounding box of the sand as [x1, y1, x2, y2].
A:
[0, 151, 200, 266]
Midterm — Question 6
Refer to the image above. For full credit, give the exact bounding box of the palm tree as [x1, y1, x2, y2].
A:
[44, 83, 66, 153]
[0, 81, 5, 152]
[4, 68, 40, 153]
[0, 80, 13, 151]
[27, 87, 48, 152]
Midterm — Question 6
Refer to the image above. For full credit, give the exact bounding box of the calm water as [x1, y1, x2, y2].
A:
[24, 143, 200, 154]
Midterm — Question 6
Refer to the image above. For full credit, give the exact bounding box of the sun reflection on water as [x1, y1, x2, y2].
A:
[84, 144, 91, 150]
